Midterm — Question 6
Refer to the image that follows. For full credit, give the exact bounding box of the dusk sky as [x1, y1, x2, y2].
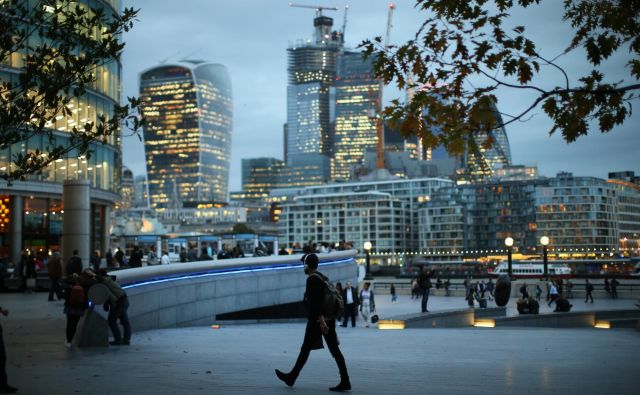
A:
[120, 0, 639, 191]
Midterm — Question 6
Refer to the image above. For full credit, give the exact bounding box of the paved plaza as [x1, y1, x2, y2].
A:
[0, 292, 638, 394]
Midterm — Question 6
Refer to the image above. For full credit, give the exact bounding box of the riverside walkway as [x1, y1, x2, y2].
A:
[0, 292, 638, 394]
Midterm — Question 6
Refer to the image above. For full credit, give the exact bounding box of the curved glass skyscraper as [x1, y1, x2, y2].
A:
[140, 61, 232, 210]
[460, 102, 512, 183]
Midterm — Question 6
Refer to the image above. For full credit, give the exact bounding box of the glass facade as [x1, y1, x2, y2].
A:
[332, 51, 380, 181]
[140, 61, 232, 210]
[0, 0, 122, 262]
[460, 102, 512, 183]
[241, 158, 285, 196]
[286, 16, 341, 165]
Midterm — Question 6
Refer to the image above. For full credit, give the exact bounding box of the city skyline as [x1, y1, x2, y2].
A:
[120, 0, 639, 193]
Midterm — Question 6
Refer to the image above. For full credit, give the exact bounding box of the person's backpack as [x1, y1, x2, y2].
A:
[311, 273, 344, 319]
[68, 284, 85, 306]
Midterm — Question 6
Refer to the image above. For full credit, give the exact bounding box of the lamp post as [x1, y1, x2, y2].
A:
[504, 237, 514, 277]
[540, 236, 550, 278]
[364, 241, 372, 280]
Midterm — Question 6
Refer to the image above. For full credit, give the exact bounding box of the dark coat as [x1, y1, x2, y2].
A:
[342, 286, 359, 306]
[66, 256, 83, 277]
[302, 271, 338, 350]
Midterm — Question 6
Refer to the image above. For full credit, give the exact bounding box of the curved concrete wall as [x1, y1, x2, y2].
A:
[108, 250, 358, 332]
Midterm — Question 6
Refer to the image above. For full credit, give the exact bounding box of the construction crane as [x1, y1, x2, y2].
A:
[289, 3, 338, 17]
[375, 2, 395, 170]
[341, 5, 349, 44]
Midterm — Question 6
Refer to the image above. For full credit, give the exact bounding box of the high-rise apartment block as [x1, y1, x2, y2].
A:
[140, 61, 232, 210]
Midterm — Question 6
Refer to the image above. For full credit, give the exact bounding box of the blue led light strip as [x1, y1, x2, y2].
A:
[122, 258, 355, 290]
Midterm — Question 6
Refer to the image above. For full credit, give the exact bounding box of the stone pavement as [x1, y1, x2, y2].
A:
[0, 292, 638, 395]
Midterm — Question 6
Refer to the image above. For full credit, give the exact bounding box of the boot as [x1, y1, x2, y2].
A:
[329, 378, 351, 392]
[275, 369, 296, 387]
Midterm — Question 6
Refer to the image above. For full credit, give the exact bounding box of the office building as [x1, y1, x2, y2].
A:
[332, 51, 380, 181]
[140, 61, 232, 210]
[0, 0, 122, 264]
[458, 102, 512, 183]
[120, 167, 135, 209]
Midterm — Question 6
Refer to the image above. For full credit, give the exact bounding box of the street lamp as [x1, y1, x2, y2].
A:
[504, 237, 514, 277]
[364, 241, 372, 280]
[540, 236, 550, 278]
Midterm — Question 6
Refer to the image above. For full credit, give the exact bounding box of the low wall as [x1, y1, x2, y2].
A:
[494, 311, 596, 328]
[396, 309, 475, 329]
[108, 250, 358, 332]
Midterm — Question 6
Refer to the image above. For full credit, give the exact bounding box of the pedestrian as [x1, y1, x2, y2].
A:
[585, 279, 594, 303]
[341, 281, 359, 327]
[418, 267, 432, 313]
[519, 282, 529, 299]
[279, 246, 289, 255]
[47, 251, 63, 301]
[129, 246, 143, 268]
[566, 279, 574, 299]
[390, 283, 397, 303]
[548, 282, 559, 308]
[63, 274, 86, 347]
[275, 253, 351, 392]
[359, 282, 375, 328]
[604, 278, 611, 296]
[90, 269, 131, 346]
[105, 249, 113, 268]
[0, 305, 18, 393]
[146, 247, 158, 266]
[535, 284, 542, 301]
[179, 247, 187, 263]
[113, 248, 124, 268]
[485, 278, 494, 300]
[610, 278, 619, 299]
[479, 280, 486, 299]
[66, 249, 83, 277]
[444, 279, 451, 297]
[90, 250, 101, 271]
[22, 251, 36, 293]
[161, 251, 170, 265]
[411, 278, 418, 300]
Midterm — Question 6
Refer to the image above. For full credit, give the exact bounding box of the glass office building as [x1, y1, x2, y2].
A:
[332, 51, 380, 181]
[140, 61, 232, 210]
[0, 0, 122, 263]
[460, 103, 512, 183]
[286, 16, 341, 164]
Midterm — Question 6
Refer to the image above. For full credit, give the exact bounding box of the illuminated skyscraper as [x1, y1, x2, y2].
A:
[140, 61, 232, 210]
[286, 15, 341, 163]
[332, 51, 380, 181]
[459, 102, 512, 183]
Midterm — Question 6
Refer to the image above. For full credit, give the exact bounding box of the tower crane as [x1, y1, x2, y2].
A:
[375, 2, 395, 170]
[288, 3, 338, 17]
[341, 5, 349, 43]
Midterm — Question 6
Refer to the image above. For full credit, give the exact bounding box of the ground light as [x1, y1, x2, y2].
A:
[377, 320, 405, 330]
[594, 321, 611, 329]
[473, 319, 496, 328]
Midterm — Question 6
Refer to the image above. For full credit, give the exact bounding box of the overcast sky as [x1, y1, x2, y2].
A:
[120, 0, 639, 192]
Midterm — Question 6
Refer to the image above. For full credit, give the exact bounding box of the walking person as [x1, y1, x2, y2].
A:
[359, 282, 376, 328]
[548, 282, 559, 308]
[610, 278, 619, 299]
[66, 249, 83, 277]
[275, 253, 351, 392]
[520, 282, 529, 299]
[47, 251, 63, 301]
[341, 281, 359, 327]
[535, 284, 542, 301]
[444, 279, 451, 297]
[161, 251, 170, 265]
[566, 279, 574, 299]
[485, 278, 494, 300]
[418, 267, 432, 313]
[335, 282, 344, 323]
[90, 250, 101, 271]
[585, 279, 594, 303]
[390, 283, 397, 303]
[63, 274, 87, 347]
[0, 305, 17, 393]
[604, 278, 611, 297]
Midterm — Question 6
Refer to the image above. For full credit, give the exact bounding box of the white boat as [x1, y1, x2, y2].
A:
[490, 261, 572, 278]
